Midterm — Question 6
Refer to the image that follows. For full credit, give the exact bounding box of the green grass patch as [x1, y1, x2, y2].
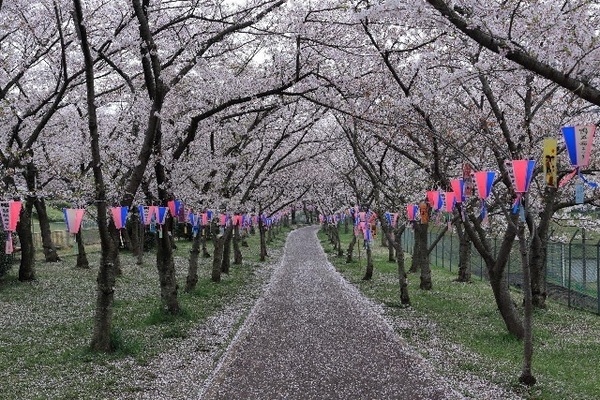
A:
[0, 224, 295, 399]
[321, 227, 600, 400]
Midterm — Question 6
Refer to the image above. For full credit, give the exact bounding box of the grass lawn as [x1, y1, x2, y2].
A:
[321, 228, 600, 400]
[0, 225, 291, 399]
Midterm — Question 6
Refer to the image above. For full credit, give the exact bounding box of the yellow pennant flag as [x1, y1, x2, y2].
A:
[543, 138, 558, 187]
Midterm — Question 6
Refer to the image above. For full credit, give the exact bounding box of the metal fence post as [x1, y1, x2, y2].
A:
[507, 243, 511, 289]
[441, 230, 445, 269]
[449, 231, 453, 273]
[561, 242, 565, 287]
[480, 251, 483, 281]
[583, 228, 587, 292]
[597, 240, 600, 315]
[568, 230, 579, 309]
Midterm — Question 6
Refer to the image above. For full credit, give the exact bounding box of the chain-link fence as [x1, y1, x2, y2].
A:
[402, 227, 600, 315]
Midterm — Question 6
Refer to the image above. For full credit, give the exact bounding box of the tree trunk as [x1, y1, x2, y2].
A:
[411, 222, 432, 289]
[378, 212, 410, 305]
[130, 211, 144, 265]
[17, 197, 36, 282]
[518, 223, 536, 386]
[394, 227, 410, 305]
[75, 230, 89, 269]
[410, 222, 428, 273]
[74, 0, 121, 352]
[202, 227, 211, 258]
[156, 223, 180, 314]
[387, 230, 395, 262]
[185, 232, 202, 292]
[121, 225, 132, 251]
[529, 233, 547, 308]
[221, 225, 233, 274]
[291, 209, 296, 225]
[463, 213, 525, 338]
[362, 242, 374, 280]
[529, 187, 556, 309]
[455, 223, 472, 282]
[233, 224, 242, 265]
[34, 197, 60, 262]
[333, 224, 343, 257]
[108, 223, 122, 276]
[346, 234, 356, 263]
[488, 260, 524, 338]
[259, 218, 268, 261]
[212, 221, 225, 282]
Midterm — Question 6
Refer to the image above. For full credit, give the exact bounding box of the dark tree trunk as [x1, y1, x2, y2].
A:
[529, 187, 556, 309]
[17, 197, 36, 282]
[75, 230, 89, 269]
[488, 264, 524, 338]
[410, 222, 428, 273]
[185, 232, 201, 292]
[202, 227, 211, 258]
[233, 224, 243, 265]
[34, 197, 60, 262]
[332, 224, 343, 257]
[291, 209, 296, 225]
[130, 211, 144, 265]
[377, 212, 410, 305]
[302, 201, 312, 224]
[362, 242, 374, 280]
[346, 234, 357, 263]
[156, 222, 180, 314]
[259, 218, 268, 261]
[518, 222, 536, 386]
[394, 227, 410, 305]
[221, 225, 233, 274]
[121, 226, 132, 251]
[212, 221, 225, 282]
[387, 230, 395, 262]
[462, 212, 525, 338]
[455, 222, 472, 282]
[74, 0, 117, 352]
[109, 223, 122, 276]
[411, 222, 432, 289]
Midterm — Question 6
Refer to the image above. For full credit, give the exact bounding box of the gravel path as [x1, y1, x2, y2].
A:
[200, 226, 464, 399]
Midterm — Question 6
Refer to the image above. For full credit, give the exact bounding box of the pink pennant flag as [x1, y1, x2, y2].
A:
[233, 215, 242, 226]
[508, 159, 536, 213]
[444, 192, 456, 213]
[111, 207, 128, 230]
[8, 201, 21, 231]
[63, 208, 85, 234]
[474, 171, 495, 199]
[406, 204, 418, 221]
[473, 171, 495, 220]
[427, 191, 443, 211]
[451, 179, 465, 203]
[146, 206, 158, 225]
[510, 160, 536, 193]
[1, 201, 21, 255]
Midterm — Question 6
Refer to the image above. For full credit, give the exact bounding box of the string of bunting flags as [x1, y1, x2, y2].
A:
[319, 124, 597, 234]
[53, 200, 290, 247]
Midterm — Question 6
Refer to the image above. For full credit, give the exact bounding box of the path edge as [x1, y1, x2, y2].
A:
[195, 228, 295, 399]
